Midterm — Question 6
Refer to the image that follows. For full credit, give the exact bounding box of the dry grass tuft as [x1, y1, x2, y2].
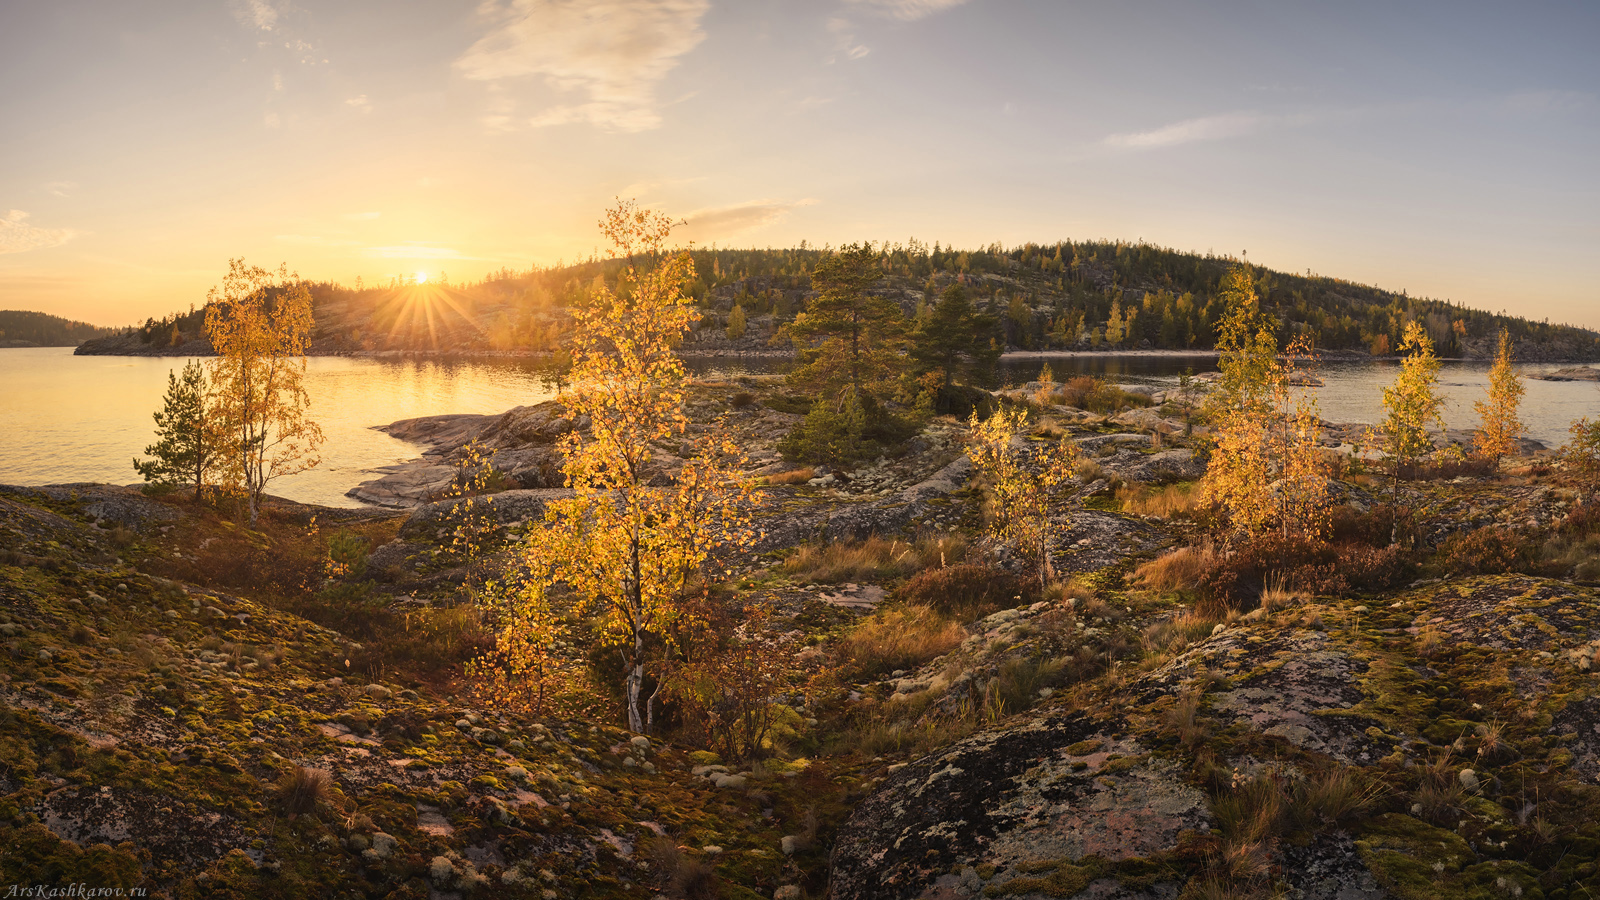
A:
[839, 605, 965, 678]
[1117, 482, 1202, 519]
[783, 535, 967, 584]
[762, 467, 815, 486]
[1132, 544, 1220, 594]
[276, 765, 337, 816]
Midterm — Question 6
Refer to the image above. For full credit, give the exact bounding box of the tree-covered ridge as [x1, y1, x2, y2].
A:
[0, 309, 119, 347]
[81, 240, 1600, 359]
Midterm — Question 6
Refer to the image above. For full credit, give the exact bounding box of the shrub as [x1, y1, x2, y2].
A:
[1057, 376, 1101, 409]
[897, 564, 1027, 618]
[730, 391, 757, 409]
[838, 605, 964, 678]
[1437, 526, 1532, 576]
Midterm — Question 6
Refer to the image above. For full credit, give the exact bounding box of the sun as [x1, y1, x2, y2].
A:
[413, 271, 428, 285]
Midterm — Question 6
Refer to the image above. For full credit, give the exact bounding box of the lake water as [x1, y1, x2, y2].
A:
[1, 348, 1596, 508]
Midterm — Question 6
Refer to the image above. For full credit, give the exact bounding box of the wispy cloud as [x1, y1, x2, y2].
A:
[235, 0, 281, 31]
[365, 244, 468, 260]
[0, 210, 80, 254]
[677, 199, 815, 243]
[345, 94, 371, 112]
[1104, 112, 1265, 149]
[455, 0, 710, 132]
[42, 181, 78, 198]
[843, 0, 972, 21]
[343, 211, 381, 221]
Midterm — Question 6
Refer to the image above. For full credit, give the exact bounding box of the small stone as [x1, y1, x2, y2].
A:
[456, 718, 473, 730]
[363, 684, 393, 700]
[1459, 769, 1480, 793]
[780, 835, 800, 855]
[702, 845, 723, 856]
[774, 886, 803, 900]
[429, 856, 456, 884]
[346, 834, 370, 852]
[1211, 624, 1227, 636]
[713, 774, 746, 789]
[36, 649, 52, 664]
[630, 735, 651, 752]
[505, 765, 529, 780]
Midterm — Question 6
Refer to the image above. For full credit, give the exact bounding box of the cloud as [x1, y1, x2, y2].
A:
[343, 211, 381, 221]
[346, 94, 371, 112]
[236, 0, 280, 31]
[676, 199, 815, 243]
[0, 210, 79, 254]
[843, 0, 972, 21]
[1104, 112, 1265, 150]
[364, 244, 467, 260]
[455, 0, 710, 132]
[42, 181, 77, 198]
[263, 112, 281, 128]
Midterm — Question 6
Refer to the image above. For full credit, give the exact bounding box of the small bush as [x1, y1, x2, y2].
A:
[730, 391, 757, 409]
[897, 564, 1027, 618]
[1057, 376, 1101, 410]
[1436, 526, 1532, 576]
[839, 605, 965, 678]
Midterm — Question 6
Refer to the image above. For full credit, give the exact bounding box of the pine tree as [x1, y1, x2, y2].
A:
[1472, 329, 1525, 465]
[906, 284, 999, 400]
[786, 243, 903, 404]
[132, 359, 214, 498]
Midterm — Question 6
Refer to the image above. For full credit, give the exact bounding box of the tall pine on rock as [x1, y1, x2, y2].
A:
[785, 243, 904, 405]
[133, 359, 214, 498]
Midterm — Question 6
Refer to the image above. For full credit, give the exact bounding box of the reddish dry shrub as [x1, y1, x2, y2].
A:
[1329, 504, 1416, 548]
[1437, 526, 1532, 576]
[1057, 376, 1101, 409]
[897, 564, 1029, 617]
[1194, 534, 1412, 613]
[1560, 499, 1600, 537]
[1396, 455, 1498, 481]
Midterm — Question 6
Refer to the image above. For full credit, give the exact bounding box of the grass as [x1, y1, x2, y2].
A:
[762, 467, 815, 486]
[837, 604, 965, 678]
[782, 535, 967, 584]
[1118, 482, 1202, 519]
[1131, 543, 1220, 594]
[276, 765, 337, 816]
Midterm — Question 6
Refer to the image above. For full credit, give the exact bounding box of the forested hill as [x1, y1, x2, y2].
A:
[77, 242, 1600, 360]
[0, 310, 119, 347]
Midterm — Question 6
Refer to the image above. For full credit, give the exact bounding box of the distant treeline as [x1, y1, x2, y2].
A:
[85, 240, 1600, 359]
[0, 310, 120, 347]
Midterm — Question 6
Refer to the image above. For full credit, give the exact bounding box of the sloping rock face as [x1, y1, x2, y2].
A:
[829, 713, 1209, 900]
[831, 576, 1600, 900]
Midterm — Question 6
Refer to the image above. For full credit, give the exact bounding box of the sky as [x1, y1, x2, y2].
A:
[1, 0, 1596, 330]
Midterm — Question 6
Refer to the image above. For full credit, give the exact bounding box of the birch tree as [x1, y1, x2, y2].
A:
[1472, 329, 1525, 465]
[967, 406, 1080, 586]
[1378, 320, 1446, 507]
[521, 200, 759, 734]
[204, 259, 323, 524]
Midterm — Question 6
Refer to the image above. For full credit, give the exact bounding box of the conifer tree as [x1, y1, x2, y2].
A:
[1472, 329, 1525, 465]
[133, 359, 214, 498]
[786, 243, 903, 404]
[906, 284, 999, 399]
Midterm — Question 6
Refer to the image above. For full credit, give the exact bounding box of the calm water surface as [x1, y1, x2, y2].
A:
[2, 348, 1596, 507]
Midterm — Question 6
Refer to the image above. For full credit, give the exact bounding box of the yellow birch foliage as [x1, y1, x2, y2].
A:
[1378, 320, 1447, 492]
[517, 200, 760, 734]
[1472, 329, 1525, 465]
[1201, 266, 1329, 538]
[203, 259, 323, 524]
[967, 406, 1080, 586]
